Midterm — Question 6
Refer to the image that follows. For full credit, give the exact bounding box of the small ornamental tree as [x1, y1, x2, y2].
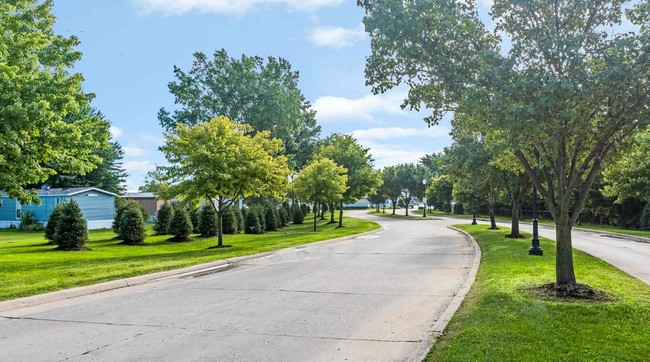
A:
[265, 206, 278, 231]
[199, 204, 218, 237]
[155, 201, 173, 235]
[294, 158, 348, 231]
[54, 200, 88, 251]
[222, 207, 238, 234]
[278, 207, 289, 227]
[244, 208, 262, 234]
[255, 206, 266, 232]
[45, 203, 64, 244]
[118, 206, 146, 245]
[292, 205, 304, 224]
[234, 207, 244, 233]
[168, 206, 192, 242]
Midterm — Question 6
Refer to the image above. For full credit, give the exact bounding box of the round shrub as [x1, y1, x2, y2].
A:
[19, 211, 43, 231]
[244, 208, 262, 234]
[155, 201, 173, 235]
[54, 200, 88, 251]
[222, 207, 238, 234]
[265, 206, 278, 231]
[45, 203, 64, 244]
[168, 206, 192, 242]
[292, 205, 304, 224]
[118, 206, 146, 245]
[199, 204, 218, 237]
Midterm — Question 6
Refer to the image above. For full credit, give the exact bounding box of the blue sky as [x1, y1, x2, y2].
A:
[51, 0, 470, 191]
[51, 0, 637, 192]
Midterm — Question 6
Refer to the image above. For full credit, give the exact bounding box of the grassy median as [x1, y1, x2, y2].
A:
[0, 216, 379, 301]
[426, 224, 650, 361]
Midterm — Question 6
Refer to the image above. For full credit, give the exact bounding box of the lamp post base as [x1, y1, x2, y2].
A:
[528, 246, 544, 256]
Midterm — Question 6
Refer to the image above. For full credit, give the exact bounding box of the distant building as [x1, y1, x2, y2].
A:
[0, 187, 116, 229]
[122, 192, 163, 216]
[343, 197, 371, 209]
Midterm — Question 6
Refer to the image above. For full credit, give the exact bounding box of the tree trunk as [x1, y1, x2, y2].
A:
[313, 203, 318, 231]
[405, 200, 409, 216]
[392, 199, 396, 215]
[338, 201, 344, 228]
[556, 208, 577, 285]
[320, 203, 325, 220]
[488, 207, 497, 229]
[330, 202, 336, 224]
[217, 207, 223, 247]
[509, 201, 521, 237]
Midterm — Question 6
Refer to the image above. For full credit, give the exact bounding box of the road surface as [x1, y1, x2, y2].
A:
[0, 212, 476, 362]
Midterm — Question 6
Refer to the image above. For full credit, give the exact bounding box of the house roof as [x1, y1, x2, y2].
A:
[2, 187, 118, 198]
[122, 192, 157, 199]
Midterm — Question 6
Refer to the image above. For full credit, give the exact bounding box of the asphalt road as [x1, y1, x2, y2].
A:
[435, 215, 650, 285]
[0, 212, 475, 362]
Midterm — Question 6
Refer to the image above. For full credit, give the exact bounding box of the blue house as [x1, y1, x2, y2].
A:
[0, 187, 116, 230]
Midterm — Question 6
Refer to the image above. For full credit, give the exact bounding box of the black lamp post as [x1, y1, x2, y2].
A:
[529, 181, 544, 256]
[471, 197, 477, 225]
[422, 179, 427, 218]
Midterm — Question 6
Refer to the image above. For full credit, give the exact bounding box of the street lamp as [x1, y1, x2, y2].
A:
[422, 179, 427, 218]
[529, 172, 544, 256]
[472, 196, 477, 225]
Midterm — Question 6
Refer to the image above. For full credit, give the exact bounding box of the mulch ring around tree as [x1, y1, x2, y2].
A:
[530, 282, 614, 302]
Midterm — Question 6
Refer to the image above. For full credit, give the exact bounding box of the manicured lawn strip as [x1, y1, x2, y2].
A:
[368, 210, 439, 220]
[0, 217, 379, 301]
[413, 209, 650, 240]
[426, 224, 650, 361]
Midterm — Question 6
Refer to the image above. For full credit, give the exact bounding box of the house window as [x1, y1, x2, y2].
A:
[16, 201, 21, 220]
[56, 198, 63, 205]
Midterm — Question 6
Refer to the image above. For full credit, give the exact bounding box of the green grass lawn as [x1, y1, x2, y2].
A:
[426, 225, 650, 361]
[0, 216, 379, 301]
[413, 209, 650, 240]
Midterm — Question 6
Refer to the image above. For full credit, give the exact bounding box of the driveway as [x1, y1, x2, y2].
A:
[0, 212, 476, 362]
[434, 215, 650, 285]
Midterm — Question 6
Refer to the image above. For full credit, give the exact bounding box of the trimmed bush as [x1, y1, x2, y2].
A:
[19, 211, 43, 231]
[118, 206, 146, 245]
[256, 206, 266, 232]
[222, 207, 238, 234]
[54, 200, 88, 250]
[292, 205, 304, 224]
[265, 206, 278, 231]
[199, 204, 218, 237]
[168, 206, 192, 241]
[244, 208, 262, 234]
[45, 203, 64, 243]
[155, 201, 173, 235]
[234, 207, 244, 233]
[453, 203, 465, 214]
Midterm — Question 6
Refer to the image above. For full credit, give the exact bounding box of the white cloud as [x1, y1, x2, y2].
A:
[351, 126, 449, 141]
[360, 140, 435, 169]
[123, 160, 156, 173]
[140, 133, 165, 145]
[110, 126, 123, 139]
[123, 146, 148, 157]
[133, 0, 344, 15]
[309, 24, 366, 48]
[313, 92, 410, 123]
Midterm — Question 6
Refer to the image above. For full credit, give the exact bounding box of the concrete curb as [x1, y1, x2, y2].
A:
[0, 225, 383, 313]
[410, 225, 482, 362]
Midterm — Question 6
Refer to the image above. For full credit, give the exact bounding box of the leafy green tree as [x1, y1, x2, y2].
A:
[118, 206, 146, 245]
[603, 129, 650, 203]
[294, 158, 348, 231]
[360, 0, 650, 286]
[381, 166, 403, 215]
[168, 206, 192, 242]
[198, 203, 218, 237]
[54, 200, 88, 250]
[395, 164, 428, 216]
[318, 134, 381, 227]
[426, 175, 454, 214]
[154, 116, 290, 247]
[158, 49, 320, 169]
[155, 201, 173, 235]
[420, 153, 444, 178]
[0, 1, 111, 204]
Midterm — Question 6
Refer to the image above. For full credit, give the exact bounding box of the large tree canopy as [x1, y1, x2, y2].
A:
[158, 49, 321, 169]
[154, 116, 290, 247]
[0, 0, 109, 203]
[359, 0, 650, 285]
[318, 134, 382, 227]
